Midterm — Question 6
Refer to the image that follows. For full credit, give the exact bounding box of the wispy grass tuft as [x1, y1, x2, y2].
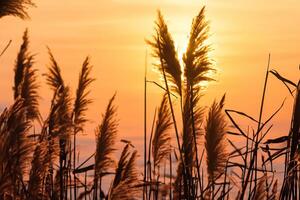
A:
[94, 93, 118, 198]
[205, 95, 228, 182]
[0, 99, 33, 197]
[28, 136, 59, 199]
[183, 6, 214, 88]
[0, 0, 35, 19]
[14, 29, 40, 122]
[109, 147, 141, 200]
[147, 10, 182, 96]
[152, 93, 172, 167]
[73, 56, 95, 133]
[45, 47, 65, 92]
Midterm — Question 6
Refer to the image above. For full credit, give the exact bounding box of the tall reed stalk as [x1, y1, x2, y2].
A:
[94, 94, 118, 200]
[205, 95, 228, 198]
[72, 57, 94, 199]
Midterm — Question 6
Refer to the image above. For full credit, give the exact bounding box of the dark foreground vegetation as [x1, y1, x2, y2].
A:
[0, 1, 299, 199]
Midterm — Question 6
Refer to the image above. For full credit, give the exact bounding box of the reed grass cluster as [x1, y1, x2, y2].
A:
[0, 2, 299, 200]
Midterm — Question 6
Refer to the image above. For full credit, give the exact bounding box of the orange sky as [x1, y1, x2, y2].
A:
[0, 0, 299, 158]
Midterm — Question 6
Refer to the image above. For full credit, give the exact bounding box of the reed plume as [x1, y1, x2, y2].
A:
[14, 29, 29, 99]
[48, 86, 72, 140]
[182, 7, 213, 162]
[44, 48, 72, 149]
[111, 144, 131, 188]
[152, 93, 172, 167]
[205, 95, 228, 182]
[0, 0, 35, 19]
[181, 6, 213, 180]
[109, 148, 140, 200]
[73, 56, 94, 133]
[183, 6, 214, 89]
[28, 136, 59, 200]
[45, 48, 72, 141]
[44, 51, 72, 200]
[19, 56, 39, 121]
[148, 10, 191, 197]
[72, 57, 94, 198]
[94, 94, 118, 197]
[147, 10, 182, 96]
[45, 47, 65, 92]
[0, 99, 32, 198]
[14, 29, 40, 122]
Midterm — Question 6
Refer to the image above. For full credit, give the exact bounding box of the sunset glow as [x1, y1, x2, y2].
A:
[0, 1, 299, 199]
